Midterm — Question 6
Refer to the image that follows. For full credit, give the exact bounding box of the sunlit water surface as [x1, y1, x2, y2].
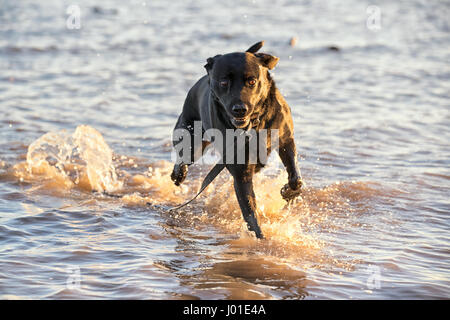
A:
[0, 0, 449, 299]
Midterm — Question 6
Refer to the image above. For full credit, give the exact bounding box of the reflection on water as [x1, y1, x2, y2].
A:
[0, 0, 449, 299]
[182, 258, 310, 300]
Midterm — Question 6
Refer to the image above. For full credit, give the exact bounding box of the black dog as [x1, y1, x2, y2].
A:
[171, 41, 303, 239]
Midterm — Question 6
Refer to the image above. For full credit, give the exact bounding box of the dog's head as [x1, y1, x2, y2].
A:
[204, 41, 279, 129]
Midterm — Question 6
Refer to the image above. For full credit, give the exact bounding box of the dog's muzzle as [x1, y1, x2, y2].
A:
[231, 103, 251, 128]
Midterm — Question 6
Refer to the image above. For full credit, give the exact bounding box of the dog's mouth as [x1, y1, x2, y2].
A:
[231, 116, 251, 129]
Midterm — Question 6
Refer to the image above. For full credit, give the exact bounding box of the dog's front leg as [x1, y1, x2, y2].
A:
[278, 138, 303, 200]
[230, 167, 264, 239]
[171, 118, 207, 186]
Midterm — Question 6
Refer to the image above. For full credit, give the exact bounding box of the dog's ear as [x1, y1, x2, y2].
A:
[246, 41, 264, 53]
[255, 53, 279, 70]
[204, 55, 221, 73]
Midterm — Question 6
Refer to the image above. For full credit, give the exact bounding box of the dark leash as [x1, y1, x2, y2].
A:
[98, 161, 302, 210]
[167, 163, 225, 211]
[95, 165, 225, 211]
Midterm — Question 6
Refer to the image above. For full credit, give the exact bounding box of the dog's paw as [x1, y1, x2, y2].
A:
[171, 163, 188, 186]
[288, 176, 303, 191]
[281, 178, 303, 202]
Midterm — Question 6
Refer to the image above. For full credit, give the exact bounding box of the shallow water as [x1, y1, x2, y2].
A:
[0, 0, 449, 299]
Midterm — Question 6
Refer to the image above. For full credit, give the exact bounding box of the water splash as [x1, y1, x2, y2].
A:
[24, 125, 122, 192]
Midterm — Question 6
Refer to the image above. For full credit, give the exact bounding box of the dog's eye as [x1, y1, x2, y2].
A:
[219, 80, 229, 88]
[247, 77, 257, 87]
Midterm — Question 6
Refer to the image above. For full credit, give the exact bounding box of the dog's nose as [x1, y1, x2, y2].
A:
[231, 103, 248, 117]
